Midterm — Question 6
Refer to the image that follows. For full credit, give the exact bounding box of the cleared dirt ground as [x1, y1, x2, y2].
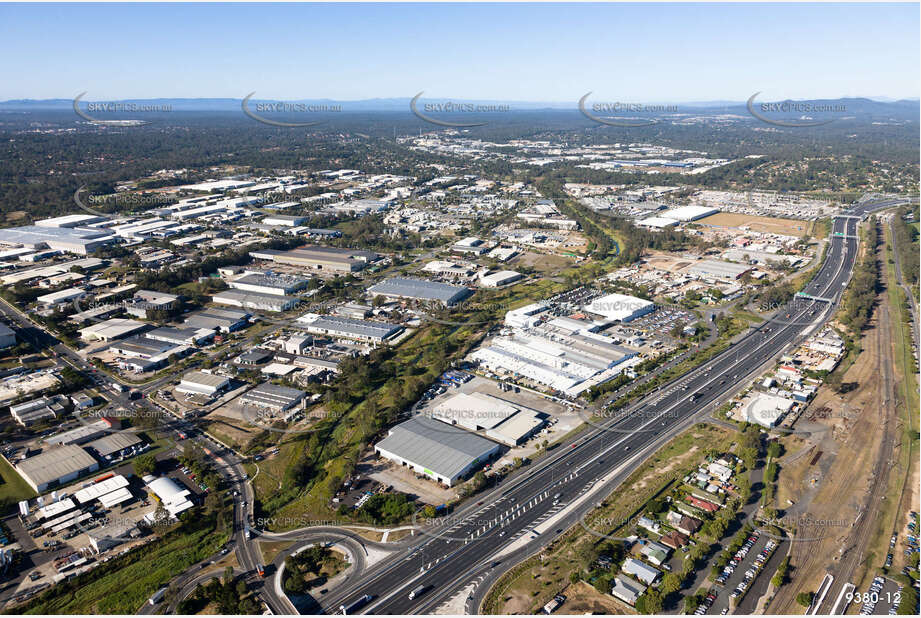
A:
[697, 212, 813, 237]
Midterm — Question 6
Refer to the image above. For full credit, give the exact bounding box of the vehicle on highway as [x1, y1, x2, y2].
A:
[148, 587, 168, 606]
[408, 585, 428, 600]
[339, 594, 373, 615]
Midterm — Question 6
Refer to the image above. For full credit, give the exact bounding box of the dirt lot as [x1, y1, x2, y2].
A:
[697, 212, 812, 237]
[514, 251, 576, 274]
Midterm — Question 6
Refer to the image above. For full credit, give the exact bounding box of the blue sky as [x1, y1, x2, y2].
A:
[1, 2, 918, 101]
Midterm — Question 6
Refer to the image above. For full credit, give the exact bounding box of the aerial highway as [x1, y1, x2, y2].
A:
[317, 211, 868, 615]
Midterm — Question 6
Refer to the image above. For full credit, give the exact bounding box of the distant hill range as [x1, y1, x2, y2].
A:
[1, 96, 917, 116]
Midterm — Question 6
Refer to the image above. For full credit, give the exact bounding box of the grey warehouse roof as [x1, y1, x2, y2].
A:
[376, 416, 499, 481]
[15, 445, 98, 488]
[367, 277, 471, 305]
[305, 315, 402, 340]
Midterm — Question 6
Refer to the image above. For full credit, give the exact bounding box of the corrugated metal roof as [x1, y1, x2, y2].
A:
[375, 416, 499, 481]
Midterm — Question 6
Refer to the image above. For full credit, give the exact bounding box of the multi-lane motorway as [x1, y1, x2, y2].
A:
[316, 209, 883, 615]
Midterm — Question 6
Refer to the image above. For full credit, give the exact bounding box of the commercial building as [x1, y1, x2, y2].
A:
[740, 392, 796, 427]
[85, 433, 144, 463]
[685, 259, 752, 280]
[176, 370, 231, 397]
[637, 216, 679, 229]
[37, 287, 86, 308]
[479, 270, 523, 288]
[15, 445, 100, 492]
[109, 336, 185, 360]
[184, 307, 251, 333]
[471, 318, 637, 397]
[250, 246, 378, 273]
[228, 272, 310, 296]
[45, 420, 112, 446]
[79, 318, 148, 342]
[0, 323, 16, 349]
[126, 290, 180, 318]
[143, 475, 194, 518]
[0, 225, 115, 255]
[662, 205, 718, 221]
[584, 293, 655, 323]
[367, 277, 472, 307]
[296, 314, 404, 344]
[35, 214, 109, 228]
[240, 383, 306, 412]
[374, 416, 502, 487]
[430, 392, 545, 447]
[262, 214, 307, 227]
[146, 326, 214, 346]
[504, 303, 549, 329]
[9, 395, 68, 427]
[212, 289, 299, 312]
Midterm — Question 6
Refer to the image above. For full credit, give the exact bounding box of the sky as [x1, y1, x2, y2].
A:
[1, 2, 918, 102]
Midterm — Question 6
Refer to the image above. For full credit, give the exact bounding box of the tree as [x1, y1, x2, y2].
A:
[796, 592, 814, 607]
[133, 453, 156, 477]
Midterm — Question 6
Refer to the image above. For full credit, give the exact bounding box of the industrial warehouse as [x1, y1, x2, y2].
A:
[296, 313, 404, 344]
[470, 303, 639, 397]
[227, 271, 311, 296]
[249, 246, 379, 272]
[211, 289, 299, 312]
[14, 445, 101, 492]
[374, 416, 502, 487]
[367, 277, 473, 306]
[239, 382, 306, 412]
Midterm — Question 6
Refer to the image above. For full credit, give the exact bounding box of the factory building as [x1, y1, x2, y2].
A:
[145, 326, 215, 346]
[240, 383, 306, 412]
[661, 205, 718, 221]
[262, 214, 307, 227]
[45, 420, 112, 446]
[176, 370, 231, 397]
[0, 225, 115, 255]
[126, 290, 180, 318]
[228, 272, 310, 296]
[478, 270, 523, 288]
[504, 302, 549, 329]
[85, 433, 144, 463]
[9, 395, 68, 427]
[212, 289, 299, 312]
[296, 314, 404, 344]
[367, 277, 472, 307]
[430, 392, 545, 446]
[143, 475, 194, 518]
[584, 293, 655, 323]
[250, 246, 378, 272]
[374, 416, 502, 487]
[685, 259, 752, 280]
[15, 445, 100, 492]
[79, 318, 149, 342]
[184, 307, 251, 333]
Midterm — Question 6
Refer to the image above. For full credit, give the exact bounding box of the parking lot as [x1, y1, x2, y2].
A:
[857, 576, 902, 615]
[700, 531, 785, 615]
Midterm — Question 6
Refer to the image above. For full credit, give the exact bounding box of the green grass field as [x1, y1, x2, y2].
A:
[0, 456, 37, 509]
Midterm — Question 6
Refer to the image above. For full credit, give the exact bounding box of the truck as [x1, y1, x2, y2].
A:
[339, 594, 372, 614]
[256, 564, 265, 577]
[408, 585, 427, 600]
[148, 587, 167, 606]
